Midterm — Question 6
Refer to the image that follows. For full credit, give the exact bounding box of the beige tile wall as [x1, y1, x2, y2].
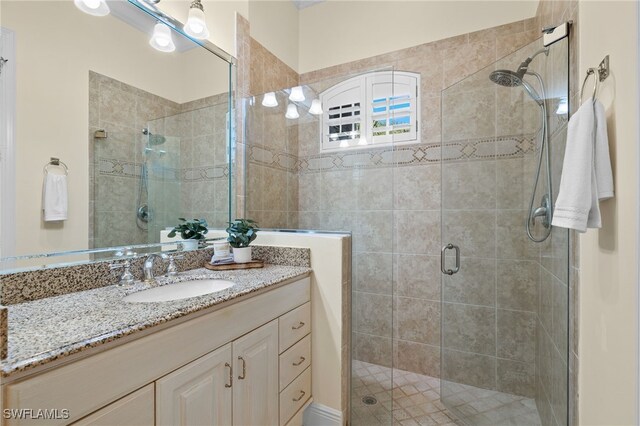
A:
[89, 72, 230, 248]
[89, 71, 180, 248]
[239, 7, 576, 423]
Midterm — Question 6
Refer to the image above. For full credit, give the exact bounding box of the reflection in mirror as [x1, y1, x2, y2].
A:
[0, 0, 234, 271]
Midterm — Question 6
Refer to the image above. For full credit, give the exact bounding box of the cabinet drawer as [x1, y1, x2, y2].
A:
[72, 384, 154, 426]
[279, 302, 310, 353]
[279, 334, 311, 391]
[279, 367, 311, 426]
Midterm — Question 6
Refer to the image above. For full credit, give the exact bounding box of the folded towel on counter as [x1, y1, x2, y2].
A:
[211, 255, 234, 265]
[42, 173, 68, 221]
[552, 98, 614, 232]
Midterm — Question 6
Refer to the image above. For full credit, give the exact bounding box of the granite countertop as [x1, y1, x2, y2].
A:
[3, 264, 311, 378]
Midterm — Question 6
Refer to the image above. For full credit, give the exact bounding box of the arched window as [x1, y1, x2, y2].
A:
[319, 70, 420, 152]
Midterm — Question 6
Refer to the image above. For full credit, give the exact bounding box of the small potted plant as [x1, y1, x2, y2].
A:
[226, 219, 258, 263]
[168, 218, 208, 250]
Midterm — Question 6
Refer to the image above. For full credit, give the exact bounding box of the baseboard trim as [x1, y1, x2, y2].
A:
[303, 402, 342, 426]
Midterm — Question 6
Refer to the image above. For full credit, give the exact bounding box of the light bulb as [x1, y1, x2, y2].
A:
[74, 0, 110, 16]
[358, 136, 368, 146]
[84, 0, 101, 9]
[262, 92, 278, 107]
[289, 86, 305, 102]
[339, 140, 349, 148]
[309, 99, 323, 115]
[184, 1, 210, 40]
[285, 103, 299, 119]
[150, 23, 176, 53]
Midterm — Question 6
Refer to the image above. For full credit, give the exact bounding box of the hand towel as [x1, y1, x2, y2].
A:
[587, 100, 614, 228]
[42, 173, 68, 221]
[552, 98, 614, 232]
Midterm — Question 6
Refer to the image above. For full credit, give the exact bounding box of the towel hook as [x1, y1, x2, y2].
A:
[43, 157, 69, 175]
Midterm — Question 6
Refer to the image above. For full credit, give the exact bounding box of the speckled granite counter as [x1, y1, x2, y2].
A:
[3, 264, 311, 378]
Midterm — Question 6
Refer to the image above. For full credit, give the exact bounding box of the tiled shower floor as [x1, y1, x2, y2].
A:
[351, 360, 541, 426]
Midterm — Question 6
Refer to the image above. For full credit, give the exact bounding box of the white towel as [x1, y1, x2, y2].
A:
[552, 98, 614, 232]
[42, 173, 68, 221]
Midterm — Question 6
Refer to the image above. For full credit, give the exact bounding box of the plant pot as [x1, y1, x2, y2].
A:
[233, 247, 252, 263]
[180, 239, 199, 251]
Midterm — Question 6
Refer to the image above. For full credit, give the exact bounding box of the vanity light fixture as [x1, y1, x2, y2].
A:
[309, 99, 323, 115]
[262, 92, 278, 107]
[150, 22, 176, 53]
[289, 86, 305, 102]
[285, 103, 299, 119]
[184, 0, 210, 40]
[74, 0, 110, 17]
[358, 136, 368, 146]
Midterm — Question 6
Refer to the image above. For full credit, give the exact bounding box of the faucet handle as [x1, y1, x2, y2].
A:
[110, 261, 135, 287]
[166, 254, 185, 277]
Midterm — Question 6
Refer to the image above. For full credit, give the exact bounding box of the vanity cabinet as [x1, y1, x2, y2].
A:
[156, 344, 233, 426]
[232, 321, 279, 426]
[3, 276, 311, 426]
[72, 385, 154, 426]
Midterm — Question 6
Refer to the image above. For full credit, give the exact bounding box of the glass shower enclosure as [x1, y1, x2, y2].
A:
[440, 37, 569, 425]
[241, 33, 570, 426]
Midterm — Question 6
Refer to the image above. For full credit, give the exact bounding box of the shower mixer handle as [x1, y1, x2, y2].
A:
[530, 194, 552, 229]
[440, 243, 460, 276]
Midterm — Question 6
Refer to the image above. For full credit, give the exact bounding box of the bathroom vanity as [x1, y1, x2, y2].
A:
[0, 266, 312, 426]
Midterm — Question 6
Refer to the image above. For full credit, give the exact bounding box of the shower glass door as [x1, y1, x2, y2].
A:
[142, 118, 181, 244]
[440, 36, 569, 425]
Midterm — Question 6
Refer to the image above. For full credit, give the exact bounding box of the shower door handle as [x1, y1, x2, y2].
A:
[440, 243, 460, 275]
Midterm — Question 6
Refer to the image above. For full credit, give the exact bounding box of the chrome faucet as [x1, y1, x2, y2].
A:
[143, 253, 168, 283]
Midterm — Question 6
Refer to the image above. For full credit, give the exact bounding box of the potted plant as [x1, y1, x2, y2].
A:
[168, 218, 208, 250]
[226, 219, 258, 263]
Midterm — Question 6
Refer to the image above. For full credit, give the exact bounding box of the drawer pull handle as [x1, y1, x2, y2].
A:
[225, 362, 232, 388]
[292, 390, 306, 402]
[292, 321, 305, 330]
[238, 356, 246, 380]
[292, 356, 306, 366]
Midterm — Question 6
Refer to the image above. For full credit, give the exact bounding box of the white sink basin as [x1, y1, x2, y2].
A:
[124, 279, 234, 303]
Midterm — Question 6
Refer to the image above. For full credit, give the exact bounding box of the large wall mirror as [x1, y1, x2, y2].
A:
[0, 0, 234, 271]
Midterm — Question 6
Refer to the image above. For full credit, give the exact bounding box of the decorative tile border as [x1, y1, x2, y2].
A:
[248, 145, 298, 173]
[97, 158, 229, 182]
[299, 134, 538, 174]
[249, 134, 540, 175]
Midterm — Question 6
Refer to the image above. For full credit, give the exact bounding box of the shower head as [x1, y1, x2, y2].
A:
[489, 69, 523, 87]
[142, 128, 166, 145]
[489, 69, 543, 104]
[488, 47, 549, 104]
[148, 134, 166, 145]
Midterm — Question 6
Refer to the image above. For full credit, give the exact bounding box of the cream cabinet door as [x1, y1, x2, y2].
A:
[72, 384, 154, 426]
[156, 343, 232, 426]
[232, 320, 279, 426]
